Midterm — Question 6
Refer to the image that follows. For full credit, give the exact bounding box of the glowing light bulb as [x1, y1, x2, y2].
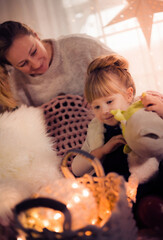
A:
[43, 220, 50, 227]
[72, 182, 79, 189]
[67, 203, 72, 208]
[85, 230, 92, 236]
[53, 212, 62, 220]
[73, 195, 80, 203]
[54, 226, 62, 232]
[31, 211, 39, 219]
[91, 219, 97, 225]
[28, 218, 35, 224]
[82, 189, 89, 197]
[17, 237, 25, 240]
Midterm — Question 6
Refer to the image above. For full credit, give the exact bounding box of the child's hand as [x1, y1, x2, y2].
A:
[103, 134, 126, 155]
[141, 93, 163, 119]
[90, 134, 126, 160]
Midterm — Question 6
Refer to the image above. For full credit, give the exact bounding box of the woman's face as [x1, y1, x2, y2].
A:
[5, 34, 50, 75]
[91, 91, 133, 126]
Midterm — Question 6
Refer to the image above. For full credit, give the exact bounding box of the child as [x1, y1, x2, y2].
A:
[72, 54, 163, 230]
[72, 53, 136, 181]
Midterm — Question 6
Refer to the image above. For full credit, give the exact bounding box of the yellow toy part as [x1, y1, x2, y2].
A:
[110, 100, 144, 154]
[111, 100, 144, 135]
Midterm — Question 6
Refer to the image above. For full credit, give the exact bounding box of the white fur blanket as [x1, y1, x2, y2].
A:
[0, 105, 63, 225]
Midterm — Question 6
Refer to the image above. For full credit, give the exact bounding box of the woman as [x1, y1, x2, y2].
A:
[0, 20, 113, 110]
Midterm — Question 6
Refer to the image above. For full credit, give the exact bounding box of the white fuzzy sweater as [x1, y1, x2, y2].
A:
[8, 34, 113, 107]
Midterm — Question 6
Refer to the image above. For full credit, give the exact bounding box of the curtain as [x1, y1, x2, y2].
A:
[0, 0, 163, 96]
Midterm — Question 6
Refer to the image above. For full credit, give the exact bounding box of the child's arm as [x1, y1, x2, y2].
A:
[141, 93, 163, 119]
[72, 134, 125, 177]
[91, 134, 126, 160]
[71, 138, 93, 176]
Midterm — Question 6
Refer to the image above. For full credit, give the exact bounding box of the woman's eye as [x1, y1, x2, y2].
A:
[107, 100, 112, 104]
[31, 49, 37, 56]
[20, 61, 27, 67]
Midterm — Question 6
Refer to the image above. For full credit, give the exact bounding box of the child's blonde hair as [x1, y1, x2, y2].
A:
[84, 54, 136, 103]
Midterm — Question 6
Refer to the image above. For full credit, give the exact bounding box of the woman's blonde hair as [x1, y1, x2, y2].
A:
[84, 54, 136, 103]
[0, 21, 35, 111]
[0, 66, 17, 111]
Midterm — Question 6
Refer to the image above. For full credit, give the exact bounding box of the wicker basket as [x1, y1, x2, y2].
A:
[12, 149, 137, 240]
[61, 149, 138, 239]
[12, 195, 136, 240]
[13, 198, 72, 240]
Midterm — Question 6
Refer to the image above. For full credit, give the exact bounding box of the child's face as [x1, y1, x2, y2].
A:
[91, 93, 131, 126]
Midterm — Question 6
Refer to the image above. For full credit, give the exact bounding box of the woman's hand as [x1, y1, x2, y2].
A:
[141, 93, 163, 119]
[90, 134, 126, 160]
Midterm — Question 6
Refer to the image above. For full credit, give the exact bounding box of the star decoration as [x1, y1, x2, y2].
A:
[105, 0, 163, 47]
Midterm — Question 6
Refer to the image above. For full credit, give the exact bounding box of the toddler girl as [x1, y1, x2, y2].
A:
[72, 54, 163, 230]
[72, 53, 136, 181]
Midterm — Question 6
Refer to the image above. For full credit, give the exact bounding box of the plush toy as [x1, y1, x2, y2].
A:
[0, 105, 63, 225]
[111, 100, 163, 187]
